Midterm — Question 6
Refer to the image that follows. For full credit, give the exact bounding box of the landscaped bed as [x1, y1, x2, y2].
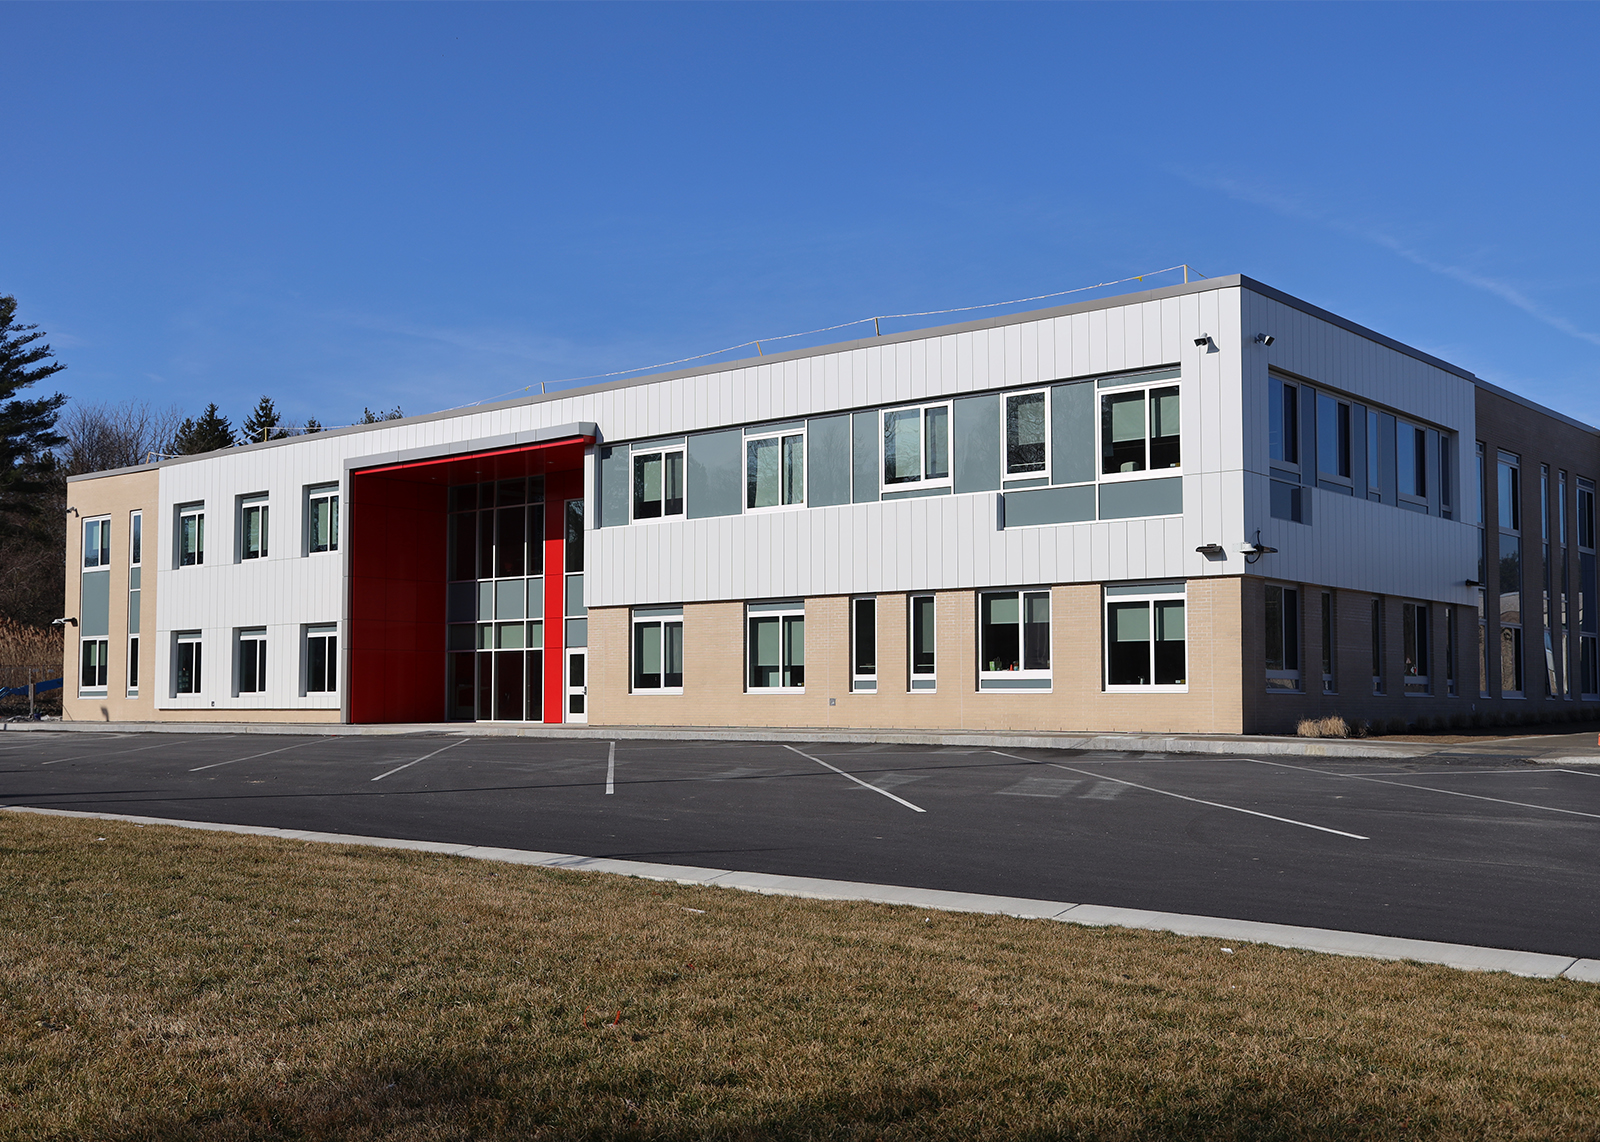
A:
[3, 811, 1598, 1141]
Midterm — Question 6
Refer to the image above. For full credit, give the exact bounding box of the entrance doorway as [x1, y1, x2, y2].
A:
[565, 648, 587, 723]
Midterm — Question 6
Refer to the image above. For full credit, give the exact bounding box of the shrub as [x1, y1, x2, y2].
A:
[1297, 715, 1351, 739]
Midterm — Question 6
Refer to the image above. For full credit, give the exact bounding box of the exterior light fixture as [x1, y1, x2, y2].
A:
[1193, 334, 1211, 348]
[1238, 529, 1278, 564]
[51, 617, 77, 627]
[1195, 543, 1226, 558]
[1253, 333, 1275, 346]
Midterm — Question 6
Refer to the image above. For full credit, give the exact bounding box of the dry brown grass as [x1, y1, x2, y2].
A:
[0, 618, 63, 717]
[3, 812, 1599, 1141]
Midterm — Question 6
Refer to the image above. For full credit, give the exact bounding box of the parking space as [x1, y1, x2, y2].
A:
[4, 731, 1599, 958]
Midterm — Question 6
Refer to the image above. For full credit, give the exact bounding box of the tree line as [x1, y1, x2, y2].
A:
[0, 292, 406, 627]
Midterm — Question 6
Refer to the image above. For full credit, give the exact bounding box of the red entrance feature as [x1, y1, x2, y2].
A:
[347, 436, 589, 724]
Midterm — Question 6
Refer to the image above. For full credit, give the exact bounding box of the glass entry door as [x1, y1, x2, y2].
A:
[565, 649, 587, 723]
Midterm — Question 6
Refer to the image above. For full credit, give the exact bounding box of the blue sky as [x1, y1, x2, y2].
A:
[4, 2, 1598, 430]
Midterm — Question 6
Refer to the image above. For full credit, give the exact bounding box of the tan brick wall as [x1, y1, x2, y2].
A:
[589, 578, 1248, 733]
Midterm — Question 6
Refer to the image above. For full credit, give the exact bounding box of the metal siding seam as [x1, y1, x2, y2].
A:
[1105, 306, 1126, 374]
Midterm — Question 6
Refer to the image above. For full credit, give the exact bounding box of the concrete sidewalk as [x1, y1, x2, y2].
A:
[6, 715, 1600, 763]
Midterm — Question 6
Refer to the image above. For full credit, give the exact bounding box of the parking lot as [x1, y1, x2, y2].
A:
[4, 730, 1598, 958]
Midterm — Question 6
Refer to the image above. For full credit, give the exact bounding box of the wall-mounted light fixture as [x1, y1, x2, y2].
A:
[1253, 333, 1275, 346]
[1464, 578, 1481, 587]
[1195, 543, 1226, 558]
[51, 617, 78, 627]
[1193, 334, 1211, 348]
[1238, 529, 1278, 564]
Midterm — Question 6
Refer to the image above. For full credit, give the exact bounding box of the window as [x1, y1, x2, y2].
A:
[851, 597, 876, 692]
[1270, 377, 1298, 466]
[238, 629, 267, 694]
[306, 626, 337, 693]
[1478, 587, 1489, 698]
[448, 480, 545, 581]
[1439, 435, 1453, 518]
[882, 403, 951, 487]
[908, 595, 936, 690]
[633, 448, 684, 519]
[746, 428, 804, 509]
[79, 638, 108, 694]
[307, 486, 339, 554]
[127, 635, 139, 695]
[1499, 452, 1523, 697]
[631, 610, 683, 692]
[1372, 597, 1386, 695]
[1444, 605, 1458, 697]
[1368, 409, 1383, 495]
[130, 511, 142, 567]
[1317, 393, 1351, 480]
[1559, 470, 1569, 547]
[1321, 592, 1336, 693]
[1102, 384, 1179, 476]
[1006, 391, 1049, 476]
[1498, 452, 1520, 530]
[175, 632, 202, 694]
[747, 602, 804, 691]
[979, 590, 1050, 688]
[1579, 477, 1595, 551]
[83, 518, 111, 569]
[178, 506, 204, 567]
[241, 497, 268, 560]
[1265, 584, 1300, 691]
[1105, 582, 1186, 689]
[1398, 423, 1427, 500]
[564, 499, 584, 572]
[1579, 477, 1596, 697]
[1402, 603, 1429, 695]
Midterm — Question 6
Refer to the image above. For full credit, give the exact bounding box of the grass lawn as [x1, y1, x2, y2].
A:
[3, 812, 1598, 1141]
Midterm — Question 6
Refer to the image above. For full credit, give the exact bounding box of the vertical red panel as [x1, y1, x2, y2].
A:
[543, 469, 582, 723]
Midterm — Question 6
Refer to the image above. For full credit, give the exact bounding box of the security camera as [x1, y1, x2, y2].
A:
[1254, 333, 1275, 346]
[1193, 334, 1210, 348]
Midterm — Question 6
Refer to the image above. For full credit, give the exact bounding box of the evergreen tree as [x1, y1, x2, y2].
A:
[0, 295, 68, 540]
[302, 417, 323, 434]
[359, 405, 404, 424]
[171, 403, 237, 454]
[240, 395, 287, 444]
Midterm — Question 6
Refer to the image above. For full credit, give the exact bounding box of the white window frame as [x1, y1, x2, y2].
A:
[78, 636, 109, 696]
[1265, 582, 1301, 692]
[1099, 377, 1182, 484]
[881, 401, 952, 491]
[851, 597, 877, 692]
[126, 633, 140, 697]
[631, 446, 686, 522]
[82, 516, 111, 570]
[631, 608, 684, 694]
[1104, 582, 1188, 693]
[237, 628, 268, 695]
[744, 426, 806, 513]
[306, 484, 340, 555]
[978, 589, 1052, 691]
[908, 594, 937, 692]
[176, 504, 205, 568]
[746, 601, 805, 693]
[239, 495, 269, 562]
[129, 510, 142, 567]
[1315, 390, 1353, 486]
[174, 631, 203, 695]
[1270, 374, 1300, 473]
[1398, 421, 1429, 505]
[304, 625, 338, 694]
[1003, 389, 1051, 479]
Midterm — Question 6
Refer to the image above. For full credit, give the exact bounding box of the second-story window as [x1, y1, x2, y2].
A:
[633, 448, 684, 519]
[241, 497, 268, 560]
[178, 505, 204, 567]
[1102, 383, 1179, 476]
[83, 518, 111, 569]
[746, 428, 804, 509]
[1399, 423, 1428, 501]
[1270, 377, 1298, 466]
[307, 486, 339, 554]
[882, 403, 950, 487]
[1317, 392, 1351, 481]
[1005, 391, 1048, 476]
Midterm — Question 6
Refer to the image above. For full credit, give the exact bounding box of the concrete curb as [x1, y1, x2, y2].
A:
[5, 804, 1594, 983]
[0, 719, 1441, 760]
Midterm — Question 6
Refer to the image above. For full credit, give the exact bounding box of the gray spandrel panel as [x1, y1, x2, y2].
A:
[1051, 380, 1095, 485]
[953, 393, 1000, 494]
[808, 414, 851, 507]
[852, 411, 879, 504]
[1098, 477, 1183, 520]
[687, 429, 742, 519]
[598, 445, 629, 528]
[1004, 485, 1095, 528]
[80, 571, 110, 637]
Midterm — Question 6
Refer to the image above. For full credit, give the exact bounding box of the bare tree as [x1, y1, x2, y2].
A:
[58, 400, 185, 476]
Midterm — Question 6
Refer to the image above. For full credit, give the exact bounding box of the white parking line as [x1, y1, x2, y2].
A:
[44, 739, 208, 767]
[1247, 757, 1600, 821]
[782, 744, 926, 812]
[190, 737, 332, 772]
[606, 741, 615, 795]
[1556, 768, 1600, 779]
[371, 738, 466, 782]
[990, 753, 1368, 840]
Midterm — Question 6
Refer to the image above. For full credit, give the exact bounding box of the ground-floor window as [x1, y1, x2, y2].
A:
[79, 638, 108, 695]
[1265, 584, 1300, 691]
[306, 625, 338, 693]
[632, 608, 684, 692]
[1105, 581, 1186, 689]
[748, 601, 805, 691]
[851, 597, 876, 692]
[1402, 603, 1429, 696]
[1501, 626, 1524, 696]
[1373, 597, 1386, 695]
[1444, 605, 1458, 696]
[909, 594, 936, 691]
[238, 629, 267, 694]
[449, 649, 543, 721]
[979, 589, 1050, 690]
[175, 632, 202, 695]
[1320, 592, 1336, 694]
[127, 635, 139, 696]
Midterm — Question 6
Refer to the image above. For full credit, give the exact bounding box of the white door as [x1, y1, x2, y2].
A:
[565, 648, 588, 724]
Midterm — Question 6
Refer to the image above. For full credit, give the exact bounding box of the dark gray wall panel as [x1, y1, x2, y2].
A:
[953, 394, 1000, 494]
[687, 429, 742, 519]
[852, 411, 879, 504]
[598, 445, 629, 528]
[1098, 477, 1183, 520]
[1004, 485, 1095, 527]
[80, 571, 110, 637]
[1051, 381, 1096, 485]
[807, 415, 851, 508]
